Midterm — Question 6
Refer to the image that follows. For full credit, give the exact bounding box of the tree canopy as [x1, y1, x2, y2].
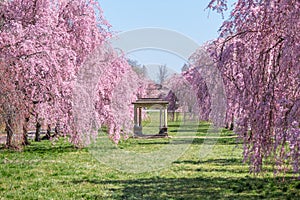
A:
[206, 0, 300, 174]
[0, 0, 142, 147]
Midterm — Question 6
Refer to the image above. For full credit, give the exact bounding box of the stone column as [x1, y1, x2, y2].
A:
[134, 105, 137, 126]
[164, 106, 168, 128]
[159, 108, 162, 129]
[138, 107, 142, 126]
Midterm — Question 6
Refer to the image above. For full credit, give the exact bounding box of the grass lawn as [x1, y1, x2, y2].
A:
[1, 120, 300, 199]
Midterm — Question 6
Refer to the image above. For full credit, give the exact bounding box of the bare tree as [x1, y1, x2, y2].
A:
[157, 65, 169, 84]
[127, 59, 147, 78]
[181, 63, 189, 72]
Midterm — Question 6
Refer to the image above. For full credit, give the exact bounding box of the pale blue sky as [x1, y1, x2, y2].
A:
[99, 0, 235, 76]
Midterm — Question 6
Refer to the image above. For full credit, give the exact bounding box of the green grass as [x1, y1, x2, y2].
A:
[0, 121, 300, 199]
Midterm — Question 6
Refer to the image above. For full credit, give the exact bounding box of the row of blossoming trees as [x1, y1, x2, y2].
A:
[0, 0, 144, 148]
[0, 0, 299, 176]
[171, 0, 299, 174]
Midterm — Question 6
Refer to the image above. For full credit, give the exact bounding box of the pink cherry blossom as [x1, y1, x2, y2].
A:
[208, 0, 300, 174]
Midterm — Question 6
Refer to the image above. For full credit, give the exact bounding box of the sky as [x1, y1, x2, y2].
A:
[99, 0, 235, 78]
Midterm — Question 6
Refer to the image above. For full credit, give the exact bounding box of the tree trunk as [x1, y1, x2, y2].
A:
[225, 114, 234, 130]
[35, 121, 41, 142]
[229, 122, 234, 130]
[229, 114, 234, 130]
[22, 117, 30, 145]
[175, 111, 179, 122]
[42, 124, 51, 140]
[54, 122, 60, 137]
[5, 117, 13, 148]
[171, 110, 175, 122]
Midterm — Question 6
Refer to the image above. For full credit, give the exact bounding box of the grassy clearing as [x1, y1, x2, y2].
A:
[0, 121, 300, 199]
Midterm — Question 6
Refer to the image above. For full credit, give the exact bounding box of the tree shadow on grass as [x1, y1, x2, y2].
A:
[173, 158, 300, 176]
[168, 124, 181, 128]
[22, 141, 78, 155]
[70, 176, 300, 200]
[120, 137, 240, 146]
[133, 141, 171, 145]
[190, 137, 241, 145]
[196, 128, 209, 133]
[0, 138, 79, 155]
[174, 158, 242, 166]
[170, 129, 198, 133]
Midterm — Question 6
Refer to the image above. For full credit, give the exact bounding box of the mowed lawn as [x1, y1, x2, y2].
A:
[1, 121, 300, 200]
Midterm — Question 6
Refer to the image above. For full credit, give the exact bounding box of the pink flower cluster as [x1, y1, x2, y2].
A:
[208, 0, 300, 174]
[0, 0, 143, 147]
